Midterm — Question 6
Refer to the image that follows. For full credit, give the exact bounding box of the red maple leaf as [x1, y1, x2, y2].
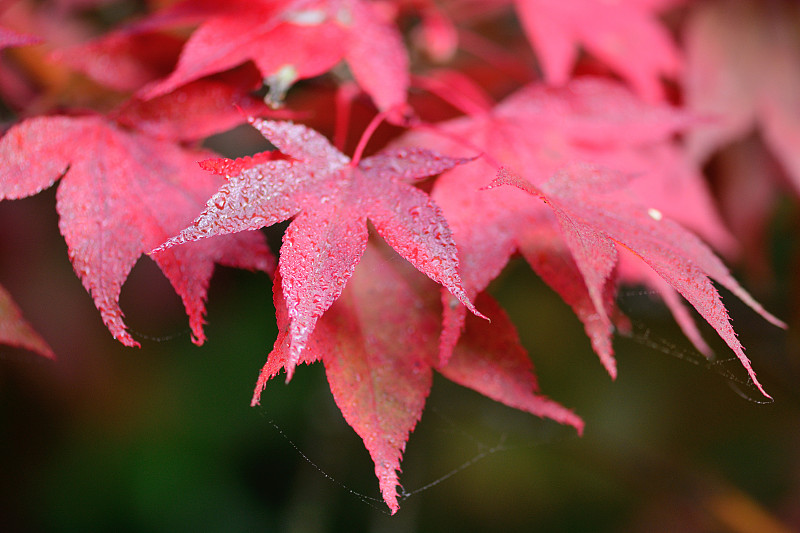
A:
[489, 164, 785, 398]
[0, 114, 274, 347]
[137, 0, 409, 113]
[154, 117, 483, 377]
[0, 283, 54, 358]
[515, 0, 683, 101]
[398, 77, 726, 376]
[252, 239, 583, 514]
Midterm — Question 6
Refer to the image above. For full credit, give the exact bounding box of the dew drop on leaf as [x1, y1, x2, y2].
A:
[285, 9, 327, 26]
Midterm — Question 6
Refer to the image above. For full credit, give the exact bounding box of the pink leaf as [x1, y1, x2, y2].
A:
[0, 115, 274, 346]
[439, 292, 584, 432]
[396, 77, 729, 375]
[138, 0, 409, 112]
[253, 240, 581, 513]
[155, 118, 479, 377]
[490, 164, 784, 398]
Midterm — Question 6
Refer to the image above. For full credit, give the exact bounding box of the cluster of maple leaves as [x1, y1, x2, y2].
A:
[0, 0, 796, 513]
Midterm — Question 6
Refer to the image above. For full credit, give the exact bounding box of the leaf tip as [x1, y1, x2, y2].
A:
[282, 361, 297, 384]
[189, 330, 206, 346]
[750, 374, 773, 401]
[117, 331, 142, 349]
[150, 233, 189, 256]
[602, 356, 618, 380]
[451, 290, 489, 323]
[148, 242, 169, 255]
[470, 305, 490, 322]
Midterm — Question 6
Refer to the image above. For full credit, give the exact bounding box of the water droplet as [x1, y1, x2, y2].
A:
[285, 9, 327, 25]
[213, 196, 226, 209]
[647, 207, 663, 221]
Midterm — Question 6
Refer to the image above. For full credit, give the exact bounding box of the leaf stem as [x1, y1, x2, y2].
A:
[350, 109, 390, 166]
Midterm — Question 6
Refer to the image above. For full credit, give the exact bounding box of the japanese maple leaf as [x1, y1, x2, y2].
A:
[684, 0, 800, 195]
[0, 115, 274, 347]
[252, 240, 582, 514]
[515, 0, 683, 101]
[154, 118, 481, 378]
[0, 283, 54, 358]
[489, 164, 785, 398]
[138, 0, 409, 113]
[397, 77, 728, 376]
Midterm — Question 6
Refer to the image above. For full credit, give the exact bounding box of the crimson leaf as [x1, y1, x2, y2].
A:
[139, 0, 409, 112]
[0, 115, 274, 346]
[252, 239, 582, 513]
[489, 164, 785, 398]
[398, 77, 719, 375]
[154, 118, 482, 378]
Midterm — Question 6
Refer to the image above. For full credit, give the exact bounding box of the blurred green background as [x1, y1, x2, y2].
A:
[1, 180, 799, 533]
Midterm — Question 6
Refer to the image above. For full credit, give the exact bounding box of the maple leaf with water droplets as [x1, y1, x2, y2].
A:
[0, 115, 274, 347]
[397, 77, 723, 376]
[154, 118, 482, 379]
[251, 240, 582, 514]
[489, 164, 785, 398]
